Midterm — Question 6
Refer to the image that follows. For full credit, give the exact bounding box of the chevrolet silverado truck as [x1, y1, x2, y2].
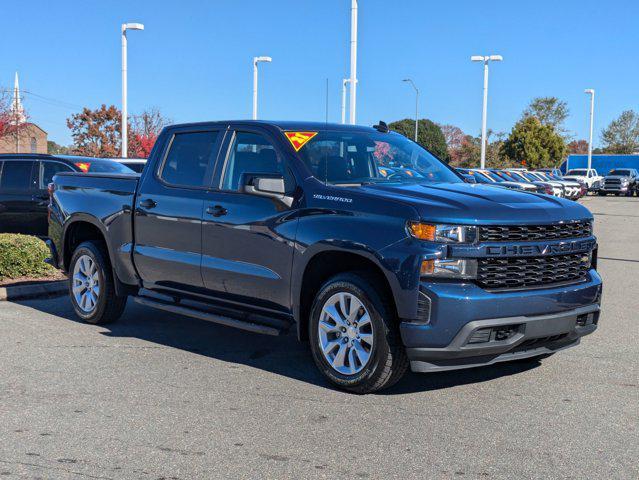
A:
[564, 168, 603, 192]
[47, 121, 602, 393]
[599, 168, 639, 196]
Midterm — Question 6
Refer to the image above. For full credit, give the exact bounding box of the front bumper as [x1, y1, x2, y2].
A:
[401, 270, 602, 373]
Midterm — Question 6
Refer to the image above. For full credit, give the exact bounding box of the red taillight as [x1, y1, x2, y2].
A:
[545, 186, 554, 195]
[74, 162, 91, 172]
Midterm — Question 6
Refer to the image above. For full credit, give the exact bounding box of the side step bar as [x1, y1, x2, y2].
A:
[133, 296, 282, 336]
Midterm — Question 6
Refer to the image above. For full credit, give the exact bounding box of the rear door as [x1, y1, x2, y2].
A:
[133, 127, 224, 293]
[0, 159, 40, 235]
[200, 126, 298, 312]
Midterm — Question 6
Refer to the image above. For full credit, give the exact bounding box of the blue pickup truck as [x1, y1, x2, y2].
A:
[47, 121, 602, 393]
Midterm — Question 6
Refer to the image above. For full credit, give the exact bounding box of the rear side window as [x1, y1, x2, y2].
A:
[41, 161, 73, 188]
[160, 131, 219, 187]
[0, 160, 36, 190]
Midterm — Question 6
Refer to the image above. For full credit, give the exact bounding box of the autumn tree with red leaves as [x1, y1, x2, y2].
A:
[567, 139, 589, 154]
[67, 104, 122, 157]
[128, 107, 170, 158]
[67, 105, 170, 158]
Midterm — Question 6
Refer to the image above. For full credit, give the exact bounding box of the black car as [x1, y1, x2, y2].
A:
[0, 154, 134, 236]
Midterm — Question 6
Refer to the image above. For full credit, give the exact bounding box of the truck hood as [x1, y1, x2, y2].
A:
[358, 182, 592, 224]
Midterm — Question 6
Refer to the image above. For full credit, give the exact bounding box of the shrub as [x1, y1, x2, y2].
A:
[0, 234, 56, 280]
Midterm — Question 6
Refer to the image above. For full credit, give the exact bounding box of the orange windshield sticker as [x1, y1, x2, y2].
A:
[285, 131, 318, 151]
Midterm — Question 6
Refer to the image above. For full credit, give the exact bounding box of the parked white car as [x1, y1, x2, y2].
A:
[563, 168, 603, 190]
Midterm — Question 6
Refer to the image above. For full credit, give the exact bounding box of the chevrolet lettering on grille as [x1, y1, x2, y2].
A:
[485, 239, 596, 257]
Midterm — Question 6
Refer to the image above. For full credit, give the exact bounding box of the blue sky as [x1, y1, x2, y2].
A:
[1, 0, 637, 146]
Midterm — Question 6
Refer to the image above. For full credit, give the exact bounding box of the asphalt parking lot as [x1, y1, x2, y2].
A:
[0, 196, 637, 480]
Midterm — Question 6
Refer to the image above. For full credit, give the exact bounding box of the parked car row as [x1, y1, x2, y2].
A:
[456, 168, 587, 200]
[0, 153, 136, 236]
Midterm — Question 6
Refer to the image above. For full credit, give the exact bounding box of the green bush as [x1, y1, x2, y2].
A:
[0, 234, 56, 280]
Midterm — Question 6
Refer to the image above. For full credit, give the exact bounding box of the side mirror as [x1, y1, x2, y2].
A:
[241, 173, 293, 207]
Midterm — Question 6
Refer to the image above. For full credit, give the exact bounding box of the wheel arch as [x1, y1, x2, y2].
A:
[295, 248, 399, 342]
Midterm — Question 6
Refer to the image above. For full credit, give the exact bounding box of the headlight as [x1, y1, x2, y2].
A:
[408, 222, 477, 243]
[421, 258, 478, 279]
[621, 178, 629, 185]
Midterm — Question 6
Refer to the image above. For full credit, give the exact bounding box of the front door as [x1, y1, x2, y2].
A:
[133, 128, 223, 293]
[200, 128, 298, 313]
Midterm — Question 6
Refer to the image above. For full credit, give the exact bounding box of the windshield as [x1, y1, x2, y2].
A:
[523, 172, 541, 182]
[567, 169, 588, 176]
[483, 171, 504, 182]
[295, 130, 461, 185]
[506, 171, 529, 182]
[608, 169, 631, 176]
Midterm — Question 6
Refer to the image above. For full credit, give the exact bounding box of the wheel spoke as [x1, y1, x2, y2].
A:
[331, 343, 348, 369]
[319, 319, 340, 333]
[347, 347, 358, 374]
[338, 293, 349, 321]
[347, 296, 363, 323]
[322, 339, 340, 355]
[357, 312, 371, 328]
[358, 332, 373, 346]
[323, 304, 347, 327]
[353, 341, 370, 366]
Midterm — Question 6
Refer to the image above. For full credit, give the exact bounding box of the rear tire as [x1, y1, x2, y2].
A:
[69, 241, 127, 325]
[308, 272, 408, 394]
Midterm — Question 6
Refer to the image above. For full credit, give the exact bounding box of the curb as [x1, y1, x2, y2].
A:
[0, 280, 67, 301]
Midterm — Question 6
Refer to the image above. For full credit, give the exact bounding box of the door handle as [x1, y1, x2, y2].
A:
[206, 205, 227, 217]
[139, 199, 157, 209]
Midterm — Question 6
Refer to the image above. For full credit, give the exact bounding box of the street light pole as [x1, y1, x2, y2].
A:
[121, 23, 144, 158]
[341, 79, 350, 124]
[253, 56, 272, 120]
[349, 0, 358, 125]
[585, 89, 595, 171]
[121, 22, 144, 158]
[471, 55, 502, 169]
[403, 79, 419, 142]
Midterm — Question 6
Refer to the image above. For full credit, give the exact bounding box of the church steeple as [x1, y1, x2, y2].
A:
[10, 72, 26, 125]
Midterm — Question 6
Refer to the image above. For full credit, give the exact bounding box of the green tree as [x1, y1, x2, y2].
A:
[47, 140, 71, 155]
[500, 116, 566, 169]
[389, 118, 448, 160]
[523, 97, 569, 135]
[600, 110, 639, 154]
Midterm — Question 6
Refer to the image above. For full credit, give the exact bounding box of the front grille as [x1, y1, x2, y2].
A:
[477, 253, 590, 290]
[605, 179, 621, 185]
[478, 221, 592, 242]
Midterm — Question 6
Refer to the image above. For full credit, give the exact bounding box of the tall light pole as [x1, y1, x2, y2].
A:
[121, 22, 144, 158]
[341, 79, 350, 124]
[471, 54, 503, 169]
[403, 79, 419, 141]
[349, 0, 358, 125]
[585, 89, 595, 171]
[253, 56, 272, 120]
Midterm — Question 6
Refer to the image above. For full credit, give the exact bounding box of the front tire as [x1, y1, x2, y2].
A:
[308, 272, 408, 393]
[69, 241, 127, 324]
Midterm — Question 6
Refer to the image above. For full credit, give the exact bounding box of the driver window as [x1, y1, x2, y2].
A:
[222, 132, 291, 191]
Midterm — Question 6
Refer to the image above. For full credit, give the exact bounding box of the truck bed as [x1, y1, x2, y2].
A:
[49, 172, 140, 285]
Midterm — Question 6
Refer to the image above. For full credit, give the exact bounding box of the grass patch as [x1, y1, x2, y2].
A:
[0, 234, 56, 281]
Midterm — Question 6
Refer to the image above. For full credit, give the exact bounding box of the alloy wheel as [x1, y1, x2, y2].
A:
[72, 254, 100, 313]
[318, 292, 374, 375]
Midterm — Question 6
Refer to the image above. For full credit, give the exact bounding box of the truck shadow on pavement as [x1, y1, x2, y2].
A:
[18, 296, 542, 395]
